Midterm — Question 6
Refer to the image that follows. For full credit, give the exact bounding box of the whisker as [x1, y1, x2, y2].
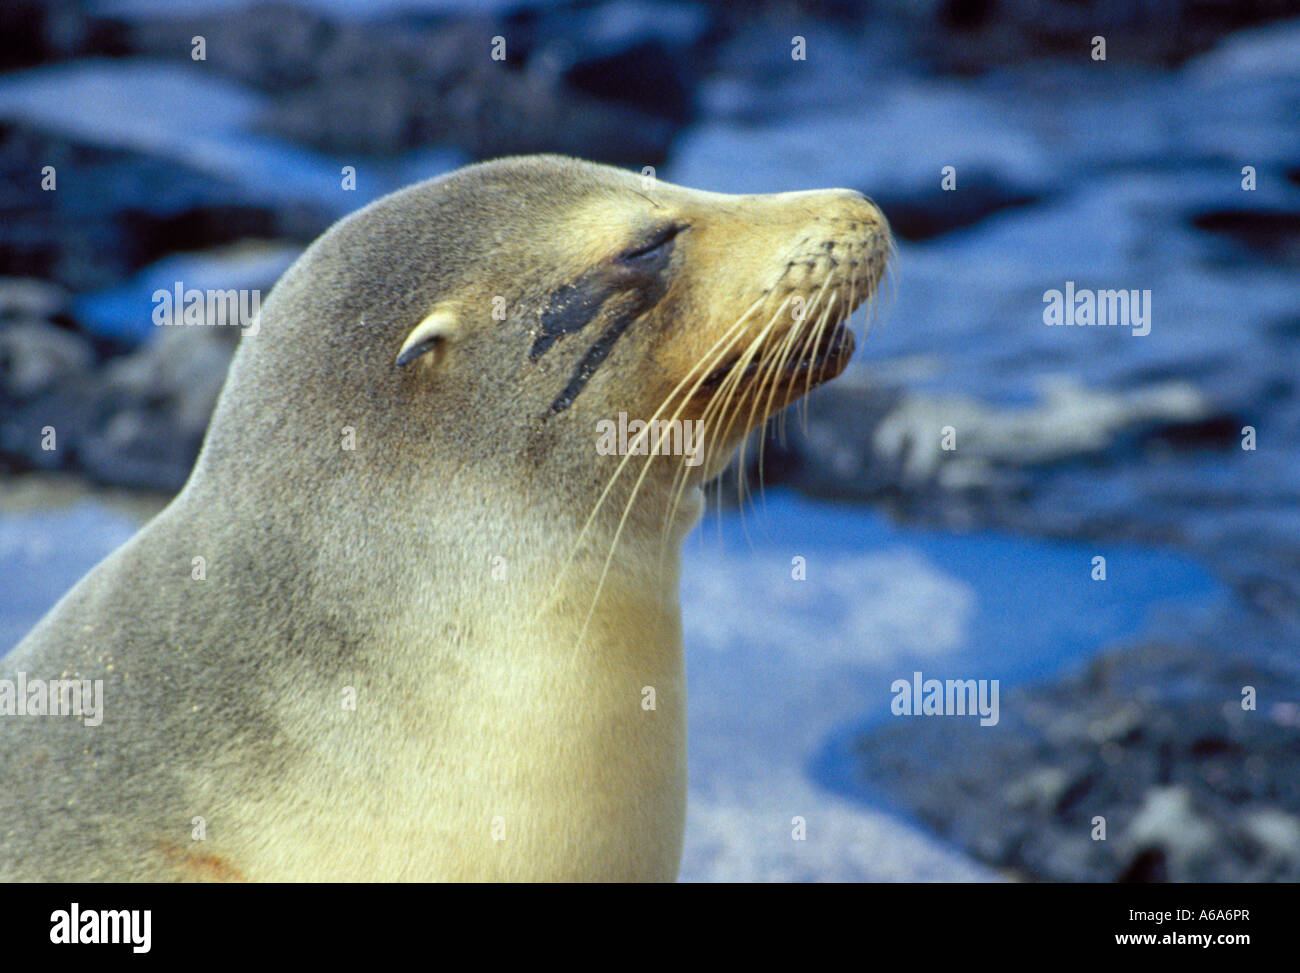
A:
[538, 298, 765, 618]
[554, 297, 770, 654]
[737, 272, 836, 513]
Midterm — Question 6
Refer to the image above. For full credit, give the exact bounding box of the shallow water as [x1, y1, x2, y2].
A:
[678, 491, 1224, 878]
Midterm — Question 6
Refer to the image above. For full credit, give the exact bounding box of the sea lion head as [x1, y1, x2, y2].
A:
[204, 155, 891, 535]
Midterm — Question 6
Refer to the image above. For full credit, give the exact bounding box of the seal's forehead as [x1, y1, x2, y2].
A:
[443, 155, 708, 213]
[560, 194, 664, 263]
[413, 155, 738, 269]
[453, 158, 686, 260]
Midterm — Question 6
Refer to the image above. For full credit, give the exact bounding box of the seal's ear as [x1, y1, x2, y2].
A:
[397, 305, 459, 367]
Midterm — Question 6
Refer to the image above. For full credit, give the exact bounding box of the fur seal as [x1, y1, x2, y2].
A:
[0, 155, 890, 881]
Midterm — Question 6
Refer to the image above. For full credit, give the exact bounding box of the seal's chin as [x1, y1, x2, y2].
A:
[699, 318, 857, 402]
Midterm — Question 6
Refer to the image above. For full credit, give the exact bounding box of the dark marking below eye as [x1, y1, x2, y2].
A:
[529, 271, 615, 362]
[545, 301, 639, 416]
[546, 275, 668, 417]
[533, 225, 679, 415]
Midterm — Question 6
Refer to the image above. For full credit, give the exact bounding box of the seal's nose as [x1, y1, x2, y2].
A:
[834, 187, 886, 219]
[757, 186, 889, 234]
[841, 190, 891, 242]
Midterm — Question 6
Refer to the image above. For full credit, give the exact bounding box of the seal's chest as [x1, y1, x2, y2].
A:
[241, 629, 689, 880]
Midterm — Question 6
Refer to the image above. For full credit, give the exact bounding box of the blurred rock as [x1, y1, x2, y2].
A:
[77, 326, 231, 490]
[523, 0, 712, 124]
[0, 276, 72, 323]
[0, 118, 329, 293]
[1185, 15, 1300, 79]
[0, 278, 92, 411]
[872, 168, 1041, 242]
[1192, 209, 1300, 267]
[261, 65, 676, 165]
[0, 0, 122, 72]
[0, 276, 98, 475]
[0, 277, 234, 491]
[670, 84, 1055, 201]
[0, 320, 92, 399]
[1121, 787, 1219, 880]
[117, 2, 352, 94]
[73, 239, 300, 344]
[105, 0, 692, 164]
[851, 639, 1300, 881]
[752, 373, 1219, 499]
[902, 0, 1300, 68]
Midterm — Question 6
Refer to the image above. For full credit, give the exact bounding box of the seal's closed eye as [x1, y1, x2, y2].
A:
[617, 223, 687, 267]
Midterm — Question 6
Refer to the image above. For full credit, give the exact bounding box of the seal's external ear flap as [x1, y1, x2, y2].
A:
[397, 305, 459, 367]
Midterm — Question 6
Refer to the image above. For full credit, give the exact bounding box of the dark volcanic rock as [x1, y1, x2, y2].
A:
[0, 320, 92, 401]
[0, 277, 73, 326]
[1192, 207, 1300, 266]
[76, 327, 231, 491]
[850, 639, 1300, 881]
[117, 1, 349, 94]
[518, 0, 714, 124]
[749, 374, 1220, 506]
[259, 63, 677, 165]
[0, 0, 128, 71]
[0, 120, 329, 293]
[0, 278, 233, 491]
[923, 0, 1300, 69]
[870, 169, 1043, 242]
[110, 0, 692, 165]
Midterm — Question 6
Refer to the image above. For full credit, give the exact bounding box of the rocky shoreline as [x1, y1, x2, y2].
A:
[849, 634, 1300, 882]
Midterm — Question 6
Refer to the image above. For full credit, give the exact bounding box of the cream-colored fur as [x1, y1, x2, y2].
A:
[0, 156, 889, 881]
